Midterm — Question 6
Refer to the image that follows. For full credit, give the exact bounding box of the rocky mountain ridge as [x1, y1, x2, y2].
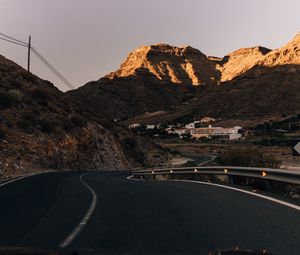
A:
[259, 33, 300, 66]
[219, 33, 300, 81]
[217, 46, 272, 81]
[67, 33, 300, 125]
[108, 33, 299, 84]
[107, 43, 220, 86]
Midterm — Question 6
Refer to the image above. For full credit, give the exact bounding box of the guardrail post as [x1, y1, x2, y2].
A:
[232, 175, 242, 185]
[265, 180, 273, 193]
[228, 175, 234, 185]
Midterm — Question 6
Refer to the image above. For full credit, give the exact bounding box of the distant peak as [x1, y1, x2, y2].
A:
[106, 43, 217, 86]
[130, 43, 205, 57]
[218, 45, 272, 82]
[227, 46, 272, 57]
[104, 33, 299, 86]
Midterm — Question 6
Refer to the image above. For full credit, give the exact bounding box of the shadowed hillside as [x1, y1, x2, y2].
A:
[0, 55, 169, 176]
[66, 72, 196, 121]
[193, 64, 300, 125]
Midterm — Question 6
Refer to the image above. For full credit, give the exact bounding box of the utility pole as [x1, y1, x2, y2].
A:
[27, 35, 31, 72]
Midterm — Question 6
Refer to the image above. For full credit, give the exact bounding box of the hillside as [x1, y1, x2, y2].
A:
[66, 70, 197, 121]
[0, 55, 168, 176]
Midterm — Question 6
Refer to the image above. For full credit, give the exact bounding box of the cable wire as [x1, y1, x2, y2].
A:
[0, 36, 28, 47]
[31, 47, 75, 89]
[0, 32, 75, 90]
[0, 32, 28, 45]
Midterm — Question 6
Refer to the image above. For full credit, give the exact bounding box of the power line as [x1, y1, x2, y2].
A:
[0, 32, 28, 45]
[0, 36, 28, 47]
[0, 32, 75, 90]
[31, 47, 75, 89]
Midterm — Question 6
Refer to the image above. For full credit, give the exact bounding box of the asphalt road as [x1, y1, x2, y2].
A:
[0, 171, 299, 254]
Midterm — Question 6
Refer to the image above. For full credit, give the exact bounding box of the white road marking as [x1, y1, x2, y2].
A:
[127, 175, 300, 211]
[126, 175, 142, 181]
[0, 171, 52, 188]
[59, 173, 98, 248]
[126, 175, 147, 181]
[0, 175, 32, 187]
[171, 180, 300, 211]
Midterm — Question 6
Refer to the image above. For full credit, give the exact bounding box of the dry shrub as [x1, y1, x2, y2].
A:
[218, 147, 281, 168]
[0, 89, 23, 108]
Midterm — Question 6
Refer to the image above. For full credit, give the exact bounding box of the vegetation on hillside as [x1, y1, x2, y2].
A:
[218, 147, 281, 168]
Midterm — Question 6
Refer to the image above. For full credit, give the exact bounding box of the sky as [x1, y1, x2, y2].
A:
[0, 0, 299, 91]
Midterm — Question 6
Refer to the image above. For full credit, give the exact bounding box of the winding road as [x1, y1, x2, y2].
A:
[0, 171, 299, 254]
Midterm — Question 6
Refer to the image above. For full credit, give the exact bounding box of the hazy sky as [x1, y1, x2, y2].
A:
[0, 0, 299, 91]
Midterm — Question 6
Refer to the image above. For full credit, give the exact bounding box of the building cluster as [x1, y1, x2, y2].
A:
[166, 125, 242, 140]
[128, 118, 242, 140]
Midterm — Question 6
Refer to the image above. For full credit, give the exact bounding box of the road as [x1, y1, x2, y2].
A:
[0, 171, 299, 254]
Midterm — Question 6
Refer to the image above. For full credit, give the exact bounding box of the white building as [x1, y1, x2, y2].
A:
[165, 128, 188, 138]
[173, 128, 187, 136]
[185, 123, 195, 129]
[185, 121, 201, 129]
[191, 125, 242, 140]
[128, 123, 141, 129]
[210, 125, 242, 135]
[146, 124, 156, 130]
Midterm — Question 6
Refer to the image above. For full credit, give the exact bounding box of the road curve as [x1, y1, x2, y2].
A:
[0, 171, 299, 254]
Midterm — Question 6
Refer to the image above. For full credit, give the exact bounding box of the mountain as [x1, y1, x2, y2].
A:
[66, 33, 299, 127]
[217, 33, 299, 82]
[0, 55, 167, 176]
[191, 33, 300, 126]
[258, 33, 300, 66]
[66, 44, 221, 121]
[217, 46, 271, 81]
[107, 44, 220, 86]
[135, 34, 300, 126]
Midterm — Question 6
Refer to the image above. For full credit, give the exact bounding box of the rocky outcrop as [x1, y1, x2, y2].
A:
[37, 123, 130, 170]
[0, 55, 135, 176]
[217, 46, 271, 81]
[107, 44, 220, 86]
[106, 35, 299, 86]
[259, 33, 300, 66]
[218, 33, 299, 82]
[0, 123, 131, 176]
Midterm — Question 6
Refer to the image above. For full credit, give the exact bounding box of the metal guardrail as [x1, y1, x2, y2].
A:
[132, 166, 300, 185]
